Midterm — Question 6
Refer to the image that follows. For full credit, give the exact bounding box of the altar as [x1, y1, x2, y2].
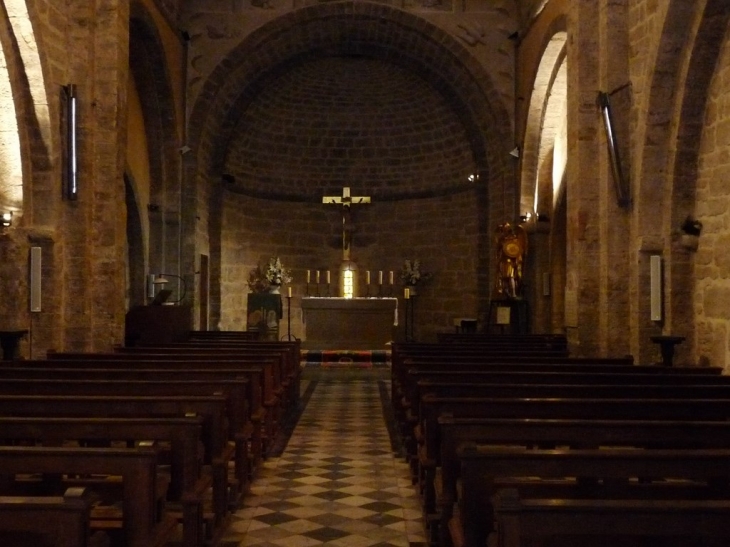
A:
[301, 297, 398, 350]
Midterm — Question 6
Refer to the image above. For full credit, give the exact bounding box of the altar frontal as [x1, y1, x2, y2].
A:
[301, 297, 397, 350]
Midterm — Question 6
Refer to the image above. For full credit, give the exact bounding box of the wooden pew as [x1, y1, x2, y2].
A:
[0, 377, 252, 500]
[393, 356, 717, 415]
[35, 355, 277, 459]
[437, 417, 730, 547]
[396, 369, 729, 484]
[0, 416, 206, 547]
[434, 333, 568, 350]
[0, 364, 265, 471]
[115, 340, 302, 407]
[395, 366, 725, 460]
[407, 381, 730, 538]
[109, 346, 294, 426]
[0, 487, 98, 547]
[188, 330, 260, 341]
[454, 446, 730, 547]
[415, 394, 730, 543]
[0, 445, 177, 547]
[492, 488, 730, 547]
[0, 394, 231, 534]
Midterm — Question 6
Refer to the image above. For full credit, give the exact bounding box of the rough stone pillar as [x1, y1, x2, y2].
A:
[62, 0, 130, 351]
[598, 0, 631, 358]
[565, 0, 601, 356]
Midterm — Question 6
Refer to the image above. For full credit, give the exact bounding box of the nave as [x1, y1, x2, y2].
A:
[221, 367, 427, 547]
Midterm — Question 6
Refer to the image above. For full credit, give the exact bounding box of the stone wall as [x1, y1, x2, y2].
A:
[695, 27, 730, 368]
[220, 189, 482, 342]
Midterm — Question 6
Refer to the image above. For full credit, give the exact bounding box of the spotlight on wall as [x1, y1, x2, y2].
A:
[509, 146, 520, 158]
[1, 211, 12, 228]
[179, 145, 192, 155]
[467, 173, 479, 183]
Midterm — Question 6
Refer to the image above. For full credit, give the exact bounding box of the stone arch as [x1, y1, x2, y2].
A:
[0, 0, 53, 339]
[187, 1, 516, 327]
[519, 19, 568, 218]
[634, 0, 730, 363]
[666, 1, 730, 366]
[517, 14, 568, 334]
[129, 2, 181, 278]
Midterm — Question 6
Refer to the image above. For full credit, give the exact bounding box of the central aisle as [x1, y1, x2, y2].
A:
[222, 367, 427, 547]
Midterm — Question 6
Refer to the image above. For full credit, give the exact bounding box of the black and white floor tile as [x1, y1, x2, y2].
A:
[220, 367, 427, 547]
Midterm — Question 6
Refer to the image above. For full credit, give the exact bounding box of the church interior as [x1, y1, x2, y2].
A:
[0, 0, 730, 546]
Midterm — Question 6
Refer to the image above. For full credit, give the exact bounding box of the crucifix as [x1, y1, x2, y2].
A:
[322, 186, 371, 261]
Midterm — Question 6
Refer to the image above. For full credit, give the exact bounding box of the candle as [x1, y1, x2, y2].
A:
[343, 187, 350, 198]
[389, 271, 394, 285]
[307, 270, 311, 284]
[366, 271, 371, 285]
[405, 288, 410, 299]
[288, 287, 292, 298]
[326, 270, 331, 284]
[316, 270, 320, 284]
[379, 271, 383, 285]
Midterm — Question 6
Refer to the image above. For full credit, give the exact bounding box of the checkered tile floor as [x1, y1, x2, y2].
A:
[220, 367, 427, 547]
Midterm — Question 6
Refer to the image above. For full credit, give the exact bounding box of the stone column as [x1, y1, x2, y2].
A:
[62, 0, 130, 351]
[565, 0, 601, 356]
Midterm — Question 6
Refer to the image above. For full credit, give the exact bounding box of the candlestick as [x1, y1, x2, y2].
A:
[307, 270, 311, 284]
[405, 288, 410, 299]
[389, 271, 394, 285]
[316, 270, 320, 284]
[288, 286, 292, 298]
[366, 271, 370, 285]
[326, 270, 331, 284]
[379, 271, 383, 285]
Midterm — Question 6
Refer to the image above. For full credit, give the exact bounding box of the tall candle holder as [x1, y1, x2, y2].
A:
[405, 292, 416, 341]
[325, 282, 331, 297]
[305, 282, 310, 296]
[281, 293, 295, 341]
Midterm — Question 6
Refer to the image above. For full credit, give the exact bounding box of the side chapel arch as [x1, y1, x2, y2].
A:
[632, 0, 730, 364]
[518, 18, 568, 334]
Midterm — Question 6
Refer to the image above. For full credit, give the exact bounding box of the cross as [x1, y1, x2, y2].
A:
[322, 187, 371, 261]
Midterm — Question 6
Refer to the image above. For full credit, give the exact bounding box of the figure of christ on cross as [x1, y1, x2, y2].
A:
[323, 187, 371, 261]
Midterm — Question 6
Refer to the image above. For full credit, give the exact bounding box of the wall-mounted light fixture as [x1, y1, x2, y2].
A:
[598, 91, 630, 208]
[1, 211, 12, 228]
[509, 146, 520, 158]
[62, 84, 78, 200]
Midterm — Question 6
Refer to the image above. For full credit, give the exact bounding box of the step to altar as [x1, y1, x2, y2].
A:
[300, 349, 391, 367]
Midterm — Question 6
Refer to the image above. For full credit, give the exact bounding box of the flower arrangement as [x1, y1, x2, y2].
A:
[247, 257, 292, 293]
[401, 259, 432, 286]
[264, 257, 292, 286]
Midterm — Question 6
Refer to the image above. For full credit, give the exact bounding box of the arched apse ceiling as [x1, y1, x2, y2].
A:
[188, 1, 516, 204]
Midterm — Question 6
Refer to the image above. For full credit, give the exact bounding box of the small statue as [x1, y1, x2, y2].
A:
[494, 222, 527, 299]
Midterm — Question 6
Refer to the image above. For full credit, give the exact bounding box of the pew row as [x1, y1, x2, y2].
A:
[453, 446, 730, 547]
[491, 488, 730, 547]
[437, 417, 730, 547]
[0, 487, 103, 547]
[0, 415, 207, 547]
[0, 393, 231, 542]
[0, 445, 177, 547]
